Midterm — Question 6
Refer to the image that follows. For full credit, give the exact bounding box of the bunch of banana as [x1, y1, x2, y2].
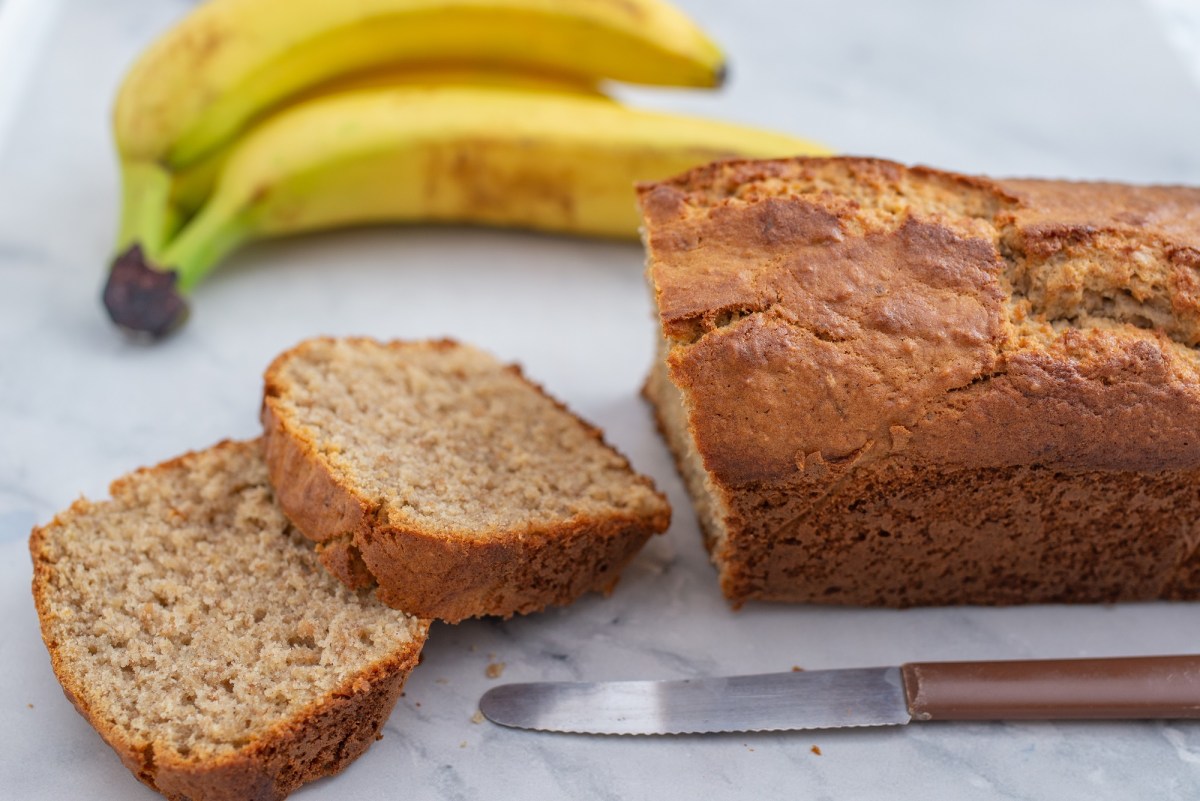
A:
[104, 0, 830, 337]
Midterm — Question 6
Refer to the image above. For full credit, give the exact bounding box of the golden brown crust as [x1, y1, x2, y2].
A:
[262, 338, 671, 623]
[358, 510, 666, 621]
[29, 441, 430, 801]
[261, 402, 374, 548]
[316, 536, 377, 592]
[51, 643, 421, 801]
[143, 644, 422, 801]
[640, 156, 1200, 606]
[998, 177, 1200, 245]
[35, 612, 421, 801]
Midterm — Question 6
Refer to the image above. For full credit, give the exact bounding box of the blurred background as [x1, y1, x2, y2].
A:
[2, 0, 1200, 178]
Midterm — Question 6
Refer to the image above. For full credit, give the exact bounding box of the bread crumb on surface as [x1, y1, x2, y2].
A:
[811, 745, 822, 756]
[486, 662, 506, 679]
[471, 710, 485, 724]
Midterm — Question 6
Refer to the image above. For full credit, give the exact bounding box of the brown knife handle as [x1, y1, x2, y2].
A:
[900, 655, 1200, 721]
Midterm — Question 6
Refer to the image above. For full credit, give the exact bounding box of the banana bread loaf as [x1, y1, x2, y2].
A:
[639, 156, 1200, 606]
[30, 439, 428, 801]
[262, 337, 671, 622]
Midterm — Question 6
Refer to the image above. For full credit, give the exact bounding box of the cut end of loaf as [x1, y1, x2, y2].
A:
[262, 337, 671, 621]
[30, 439, 427, 800]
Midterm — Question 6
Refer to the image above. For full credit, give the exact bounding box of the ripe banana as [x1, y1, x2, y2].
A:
[114, 0, 727, 170]
[166, 65, 609, 222]
[103, 86, 829, 337]
[118, 63, 607, 262]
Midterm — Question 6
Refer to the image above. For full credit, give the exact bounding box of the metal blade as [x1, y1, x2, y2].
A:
[479, 667, 911, 735]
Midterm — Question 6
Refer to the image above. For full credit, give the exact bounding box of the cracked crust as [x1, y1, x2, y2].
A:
[640, 156, 1200, 606]
[262, 338, 671, 623]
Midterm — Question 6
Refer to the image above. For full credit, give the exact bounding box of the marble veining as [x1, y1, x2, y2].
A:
[2, 0, 1199, 798]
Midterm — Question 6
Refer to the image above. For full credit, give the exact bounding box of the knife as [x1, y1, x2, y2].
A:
[478, 655, 1200, 735]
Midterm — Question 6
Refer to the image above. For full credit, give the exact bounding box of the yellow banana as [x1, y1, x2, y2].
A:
[290, 62, 608, 105]
[168, 64, 609, 220]
[106, 0, 730, 334]
[114, 0, 727, 170]
[103, 86, 829, 337]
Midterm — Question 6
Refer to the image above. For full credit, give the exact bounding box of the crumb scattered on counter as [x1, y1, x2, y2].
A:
[27, 703, 34, 709]
[811, 745, 822, 756]
[460, 741, 468, 748]
[471, 710, 485, 724]
[791, 666, 804, 672]
[486, 661, 506, 679]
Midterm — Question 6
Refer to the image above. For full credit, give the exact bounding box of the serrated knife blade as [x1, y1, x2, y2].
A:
[478, 655, 1200, 735]
[481, 667, 908, 735]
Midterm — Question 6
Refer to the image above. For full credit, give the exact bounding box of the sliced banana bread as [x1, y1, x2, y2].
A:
[30, 439, 429, 801]
[639, 155, 1200, 607]
[262, 337, 671, 622]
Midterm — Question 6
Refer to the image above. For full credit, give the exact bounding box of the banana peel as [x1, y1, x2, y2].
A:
[114, 0, 726, 168]
[102, 0, 833, 339]
[103, 86, 830, 338]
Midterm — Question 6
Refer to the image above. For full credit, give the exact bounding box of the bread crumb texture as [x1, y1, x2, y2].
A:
[30, 439, 427, 801]
[640, 156, 1200, 606]
[262, 338, 670, 621]
[268, 339, 664, 533]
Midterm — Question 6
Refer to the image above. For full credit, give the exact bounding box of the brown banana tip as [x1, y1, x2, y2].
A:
[714, 61, 729, 88]
[102, 246, 189, 340]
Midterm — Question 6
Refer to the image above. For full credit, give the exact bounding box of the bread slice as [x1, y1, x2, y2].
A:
[261, 337, 671, 622]
[30, 439, 428, 801]
[639, 155, 1200, 607]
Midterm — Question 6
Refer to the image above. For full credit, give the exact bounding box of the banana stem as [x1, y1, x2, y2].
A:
[101, 246, 188, 338]
[115, 160, 182, 259]
[160, 200, 253, 293]
[103, 164, 249, 338]
[105, 160, 193, 338]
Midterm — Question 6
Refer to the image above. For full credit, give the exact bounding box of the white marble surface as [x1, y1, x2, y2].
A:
[2, 1, 1200, 798]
